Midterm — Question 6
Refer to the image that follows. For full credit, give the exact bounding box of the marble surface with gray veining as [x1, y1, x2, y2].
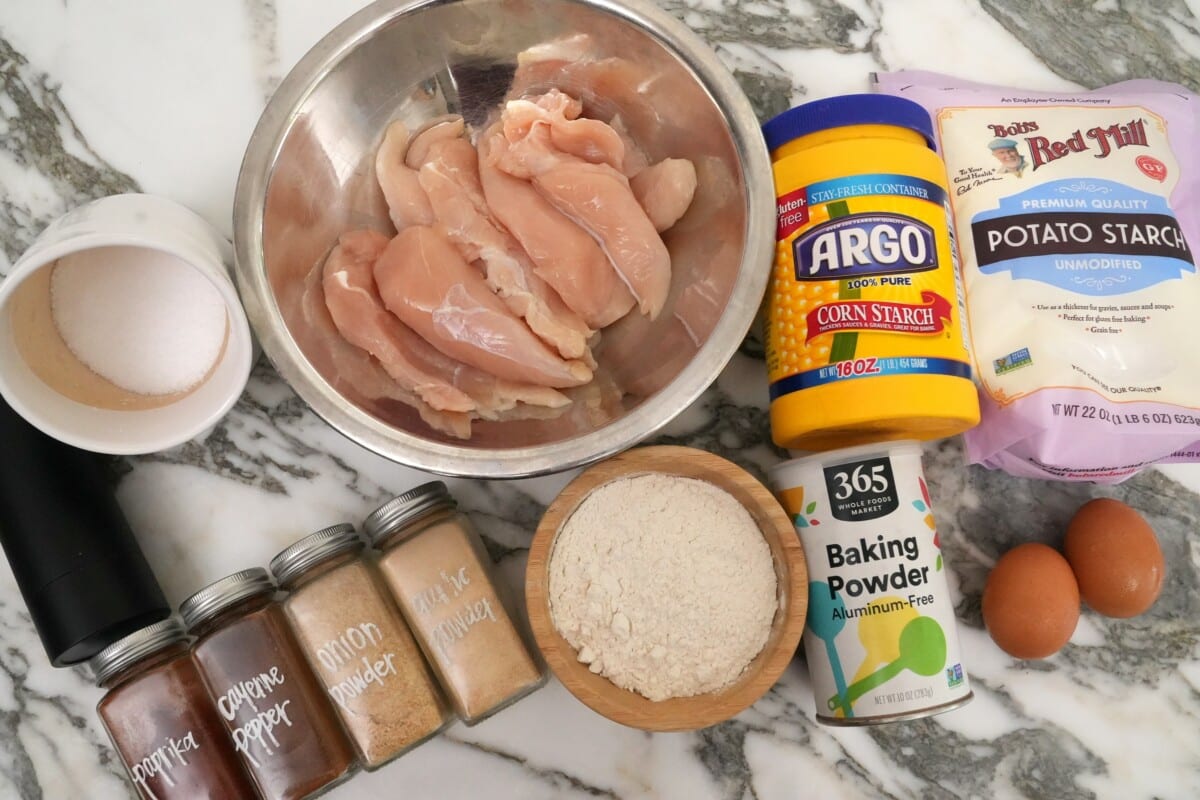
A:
[1, 1, 1199, 798]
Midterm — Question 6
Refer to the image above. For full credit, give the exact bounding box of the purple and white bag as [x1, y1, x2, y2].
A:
[875, 71, 1200, 482]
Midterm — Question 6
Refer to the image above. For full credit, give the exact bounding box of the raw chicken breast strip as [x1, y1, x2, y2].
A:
[404, 116, 466, 170]
[499, 91, 625, 177]
[376, 121, 435, 231]
[478, 127, 634, 328]
[608, 115, 650, 178]
[630, 158, 697, 232]
[497, 100, 673, 319]
[324, 229, 570, 417]
[534, 162, 672, 319]
[303, 248, 473, 439]
[502, 90, 627, 172]
[323, 230, 476, 412]
[375, 226, 593, 388]
[412, 131, 594, 360]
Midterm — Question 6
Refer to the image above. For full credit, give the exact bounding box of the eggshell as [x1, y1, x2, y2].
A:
[982, 543, 1079, 659]
[1064, 498, 1164, 618]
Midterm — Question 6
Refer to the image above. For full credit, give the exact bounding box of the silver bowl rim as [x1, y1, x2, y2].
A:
[232, 0, 775, 479]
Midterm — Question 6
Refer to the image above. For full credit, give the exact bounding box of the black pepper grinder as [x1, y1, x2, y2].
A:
[0, 396, 169, 666]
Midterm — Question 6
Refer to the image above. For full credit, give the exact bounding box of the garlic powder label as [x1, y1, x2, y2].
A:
[938, 105, 1199, 408]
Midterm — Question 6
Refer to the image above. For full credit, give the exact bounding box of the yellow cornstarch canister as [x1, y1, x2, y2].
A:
[762, 95, 980, 451]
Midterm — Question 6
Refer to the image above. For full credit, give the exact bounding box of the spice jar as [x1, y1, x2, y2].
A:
[92, 618, 259, 800]
[270, 523, 450, 769]
[365, 482, 545, 724]
[181, 568, 356, 800]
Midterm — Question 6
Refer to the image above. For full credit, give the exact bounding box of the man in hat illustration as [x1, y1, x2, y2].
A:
[989, 138, 1028, 178]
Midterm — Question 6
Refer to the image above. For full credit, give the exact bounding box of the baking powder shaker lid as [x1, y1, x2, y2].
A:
[90, 617, 188, 686]
[0, 394, 169, 666]
[179, 568, 276, 631]
[363, 482, 455, 546]
[269, 523, 364, 588]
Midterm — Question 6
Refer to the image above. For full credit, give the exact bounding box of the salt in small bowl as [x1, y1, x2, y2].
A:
[0, 193, 255, 455]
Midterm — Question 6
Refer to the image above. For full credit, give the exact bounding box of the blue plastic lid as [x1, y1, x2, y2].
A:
[762, 94, 936, 152]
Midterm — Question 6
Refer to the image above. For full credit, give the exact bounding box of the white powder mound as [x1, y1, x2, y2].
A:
[51, 246, 227, 395]
[549, 474, 778, 701]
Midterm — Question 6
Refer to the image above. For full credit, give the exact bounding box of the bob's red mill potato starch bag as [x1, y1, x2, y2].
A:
[875, 71, 1200, 483]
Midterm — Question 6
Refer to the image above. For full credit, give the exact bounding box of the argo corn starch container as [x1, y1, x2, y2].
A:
[770, 442, 971, 725]
[762, 95, 980, 451]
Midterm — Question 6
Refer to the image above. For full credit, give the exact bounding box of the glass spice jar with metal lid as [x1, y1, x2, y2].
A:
[365, 482, 545, 724]
[180, 568, 356, 800]
[270, 523, 450, 769]
[92, 617, 260, 800]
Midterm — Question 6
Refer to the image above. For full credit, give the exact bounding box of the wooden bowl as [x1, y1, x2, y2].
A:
[526, 445, 807, 731]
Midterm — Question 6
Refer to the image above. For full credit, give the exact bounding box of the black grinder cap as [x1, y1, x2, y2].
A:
[0, 396, 169, 666]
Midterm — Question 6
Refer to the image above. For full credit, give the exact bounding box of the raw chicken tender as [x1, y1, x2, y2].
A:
[502, 90, 626, 173]
[324, 229, 570, 421]
[374, 226, 593, 388]
[496, 101, 672, 319]
[630, 158, 697, 232]
[533, 162, 672, 320]
[404, 116, 466, 169]
[375, 122, 434, 231]
[609, 115, 650, 178]
[305, 248, 473, 438]
[512, 34, 600, 89]
[511, 47, 668, 160]
[412, 126, 595, 361]
[322, 229, 475, 413]
[478, 126, 635, 328]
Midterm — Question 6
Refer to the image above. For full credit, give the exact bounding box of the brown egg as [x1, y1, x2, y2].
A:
[982, 543, 1079, 659]
[1064, 498, 1165, 618]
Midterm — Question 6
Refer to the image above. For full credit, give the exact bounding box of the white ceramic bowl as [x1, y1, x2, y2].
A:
[0, 194, 255, 455]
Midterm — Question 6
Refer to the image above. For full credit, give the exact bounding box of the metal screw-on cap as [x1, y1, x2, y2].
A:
[363, 482, 455, 546]
[179, 568, 275, 631]
[90, 617, 188, 687]
[269, 523, 364, 588]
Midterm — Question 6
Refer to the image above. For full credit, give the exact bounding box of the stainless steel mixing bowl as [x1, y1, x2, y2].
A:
[233, 0, 774, 478]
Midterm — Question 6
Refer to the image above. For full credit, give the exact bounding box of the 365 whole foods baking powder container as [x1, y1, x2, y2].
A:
[365, 482, 545, 725]
[91, 618, 258, 800]
[770, 442, 971, 725]
[762, 95, 979, 452]
[180, 568, 357, 800]
[270, 523, 451, 769]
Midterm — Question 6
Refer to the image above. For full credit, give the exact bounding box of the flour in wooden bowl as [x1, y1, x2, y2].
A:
[547, 473, 778, 701]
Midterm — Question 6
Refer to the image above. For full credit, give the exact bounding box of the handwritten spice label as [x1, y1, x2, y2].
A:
[410, 566, 502, 658]
[130, 731, 200, 798]
[216, 667, 294, 766]
[281, 559, 448, 767]
[191, 601, 356, 797]
[97, 650, 261, 799]
[314, 621, 400, 711]
[377, 516, 543, 722]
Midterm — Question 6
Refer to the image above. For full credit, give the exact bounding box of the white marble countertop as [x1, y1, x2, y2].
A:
[2, 1, 1199, 798]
